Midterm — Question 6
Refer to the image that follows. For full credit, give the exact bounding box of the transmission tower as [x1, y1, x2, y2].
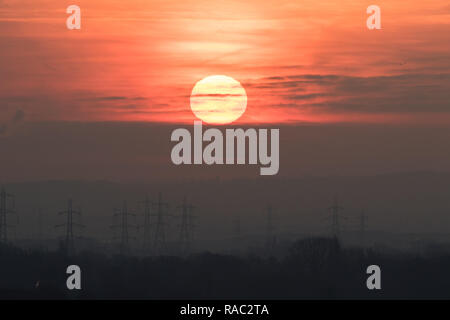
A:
[233, 217, 241, 237]
[0, 187, 16, 244]
[151, 192, 169, 255]
[56, 198, 84, 256]
[328, 195, 344, 239]
[35, 207, 44, 247]
[140, 195, 152, 254]
[111, 200, 137, 255]
[265, 204, 276, 254]
[359, 209, 367, 246]
[232, 216, 241, 253]
[177, 196, 195, 256]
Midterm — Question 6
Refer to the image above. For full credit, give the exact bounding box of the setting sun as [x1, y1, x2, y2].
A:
[190, 75, 247, 124]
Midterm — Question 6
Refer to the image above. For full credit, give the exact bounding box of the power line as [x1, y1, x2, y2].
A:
[35, 207, 45, 248]
[111, 200, 137, 255]
[139, 195, 152, 254]
[265, 204, 276, 254]
[177, 196, 195, 256]
[0, 187, 16, 244]
[56, 198, 84, 256]
[233, 216, 241, 238]
[151, 192, 169, 255]
[232, 216, 241, 253]
[359, 209, 368, 246]
[327, 195, 344, 239]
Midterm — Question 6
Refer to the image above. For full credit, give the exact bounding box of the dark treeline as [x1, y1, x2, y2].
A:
[1, 237, 450, 299]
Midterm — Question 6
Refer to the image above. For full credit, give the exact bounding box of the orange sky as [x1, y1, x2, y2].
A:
[0, 0, 449, 125]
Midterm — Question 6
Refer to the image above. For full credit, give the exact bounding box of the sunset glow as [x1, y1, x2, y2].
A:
[0, 0, 449, 125]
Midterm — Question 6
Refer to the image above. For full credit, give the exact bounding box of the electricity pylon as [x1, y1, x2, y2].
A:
[0, 187, 16, 244]
[151, 192, 169, 255]
[232, 216, 241, 253]
[139, 195, 152, 254]
[359, 209, 367, 246]
[56, 198, 84, 256]
[111, 200, 137, 255]
[327, 195, 344, 239]
[265, 204, 276, 254]
[35, 207, 44, 248]
[177, 196, 195, 256]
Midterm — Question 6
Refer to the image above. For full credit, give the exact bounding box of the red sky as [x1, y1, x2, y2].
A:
[0, 0, 449, 125]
